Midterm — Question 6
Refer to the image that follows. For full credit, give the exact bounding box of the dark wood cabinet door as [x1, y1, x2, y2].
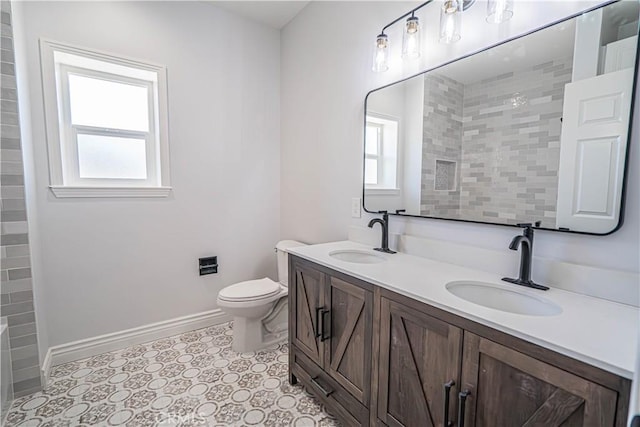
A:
[377, 296, 463, 427]
[324, 276, 373, 406]
[290, 261, 325, 368]
[460, 333, 618, 427]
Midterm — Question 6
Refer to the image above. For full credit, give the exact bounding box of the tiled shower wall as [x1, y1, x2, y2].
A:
[1, 0, 42, 397]
[459, 56, 572, 227]
[420, 55, 573, 228]
[420, 73, 464, 217]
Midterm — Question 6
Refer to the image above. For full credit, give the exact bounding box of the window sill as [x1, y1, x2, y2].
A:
[49, 186, 172, 198]
[365, 188, 400, 196]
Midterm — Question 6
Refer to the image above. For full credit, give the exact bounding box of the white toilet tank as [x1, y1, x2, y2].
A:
[275, 240, 306, 286]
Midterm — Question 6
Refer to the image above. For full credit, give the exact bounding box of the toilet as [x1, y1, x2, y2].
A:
[216, 240, 306, 353]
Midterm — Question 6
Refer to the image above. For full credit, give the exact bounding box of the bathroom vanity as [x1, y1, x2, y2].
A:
[292, 2, 640, 424]
[287, 241, 637, 427]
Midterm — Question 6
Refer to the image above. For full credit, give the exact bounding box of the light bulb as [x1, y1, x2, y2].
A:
[402, 16, 421, 60]
[439, 0, 461, 43]
[487, 0, 513, 24]
[372, 33, 389, 72]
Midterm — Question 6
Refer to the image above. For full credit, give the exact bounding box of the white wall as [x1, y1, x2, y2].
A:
[281, 1, 640, 279]
[13, 1, 281, 352]
[401, 77, 424, 215]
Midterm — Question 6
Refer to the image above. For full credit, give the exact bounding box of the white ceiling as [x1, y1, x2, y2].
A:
[208, 1, 310, 29]
[443, 18, 577, 85]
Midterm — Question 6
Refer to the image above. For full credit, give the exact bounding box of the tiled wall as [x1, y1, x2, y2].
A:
[420, 73, 464, 217]
[1, 0, 42, 397]
[420, 56, 572, 227]
[459, 56, 572, 227]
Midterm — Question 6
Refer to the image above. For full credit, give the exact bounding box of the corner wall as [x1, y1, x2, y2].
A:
[0, 0, 41, 397]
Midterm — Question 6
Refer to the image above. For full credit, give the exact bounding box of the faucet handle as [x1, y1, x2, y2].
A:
[395, 209, 406, 214]
[377, 210, 388, 214]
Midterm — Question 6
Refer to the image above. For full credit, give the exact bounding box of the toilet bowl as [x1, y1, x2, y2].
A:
[217, 240, 306, 353]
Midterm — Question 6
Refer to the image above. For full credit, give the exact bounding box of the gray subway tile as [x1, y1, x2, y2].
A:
[12, 376, 41, 395]
[1, 233, 28, 246]
[0, 174, 24, 185]
[2, 257, 31, 270]
[9, 290, 32, 303]
[12, 365, 40, 384]
[0, 60, 13, 75]
[8, 322, 35, 338]
[9, 342, 37, 360]
[6, 311, 35, 326]
[11, 354, 38, 371]
[0, 185, 25, 199]
[9, 333, 37, 348]
[7, 267, 30, 280]
[5, 244, 29, 257]
[1, 299, 33, 315]
[1, 278, 33, 293]
[1, 198, 25, 211]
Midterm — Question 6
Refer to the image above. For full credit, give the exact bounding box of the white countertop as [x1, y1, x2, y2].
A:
[289, 240, 639, 379]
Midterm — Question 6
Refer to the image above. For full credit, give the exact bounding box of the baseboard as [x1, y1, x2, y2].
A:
[41, 348, 52, 386]
[41, 309, 231, 385]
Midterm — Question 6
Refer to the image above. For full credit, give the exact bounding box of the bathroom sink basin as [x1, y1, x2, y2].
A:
[446, 281, 562, 316]
[329, 249, 386, 264]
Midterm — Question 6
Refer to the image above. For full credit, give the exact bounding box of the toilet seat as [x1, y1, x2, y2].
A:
[218, 278, 281, 302]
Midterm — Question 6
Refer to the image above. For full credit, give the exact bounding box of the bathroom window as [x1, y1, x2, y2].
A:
[365, 114, 398, 190]
[40, 40, 171, 197]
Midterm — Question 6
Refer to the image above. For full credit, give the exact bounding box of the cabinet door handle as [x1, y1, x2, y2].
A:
[320, 309, 331, 342]
[443, 380, 455, 427]
[310, 376, 334, 397]
[314, 307, 323, 338]
[458, 390, 471, 427]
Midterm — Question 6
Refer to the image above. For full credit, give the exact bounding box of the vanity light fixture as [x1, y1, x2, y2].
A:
[372, 0, 514, 72]
[372, 33, 390, 72]
[440, 0, 462, 44]
[487, 0, 514, 24]
[402, 14, 421, 59]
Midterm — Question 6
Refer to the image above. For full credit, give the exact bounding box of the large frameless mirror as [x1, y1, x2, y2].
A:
[363, 1, 639, 235]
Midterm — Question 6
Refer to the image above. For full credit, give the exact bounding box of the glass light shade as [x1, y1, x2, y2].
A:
[486, 0, 513, 23]
[402, 16, 421, 60]
[372, 33, 390, 72]
[439, 0, 461, 43]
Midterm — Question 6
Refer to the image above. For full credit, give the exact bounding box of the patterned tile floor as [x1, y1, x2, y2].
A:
[5, 322, 340, 426]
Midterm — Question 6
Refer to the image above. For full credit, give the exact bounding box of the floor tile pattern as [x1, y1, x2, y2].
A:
[5, 323, 340, 426]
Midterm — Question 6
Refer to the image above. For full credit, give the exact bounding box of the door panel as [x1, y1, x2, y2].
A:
[377, 297, 463, 427]
[290, 262, 325, 367]
[461, 333, 617, 427]
[324, 276, 373, 405]
[556, 68, 634, 233]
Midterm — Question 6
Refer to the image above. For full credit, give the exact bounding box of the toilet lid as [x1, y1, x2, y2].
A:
[218, 278, 281, 301]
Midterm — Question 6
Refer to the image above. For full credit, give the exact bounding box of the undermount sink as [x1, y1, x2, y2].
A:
[446, 281, 562, 316]
[329, 249, 386, 264]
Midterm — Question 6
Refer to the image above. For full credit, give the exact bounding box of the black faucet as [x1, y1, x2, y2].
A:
[502, 222, 548, 291]
[368, 211, 396, 254]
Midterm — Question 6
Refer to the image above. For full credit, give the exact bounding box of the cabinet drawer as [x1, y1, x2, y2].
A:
[292, 346, 369, 426]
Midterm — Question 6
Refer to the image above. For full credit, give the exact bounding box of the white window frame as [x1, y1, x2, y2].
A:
[365, 121, 384, 186]
[40, 39, 171, 198]
[364, 113, 400, 193]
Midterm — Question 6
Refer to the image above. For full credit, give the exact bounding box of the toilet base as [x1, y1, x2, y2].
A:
[230, 299, 288, 353]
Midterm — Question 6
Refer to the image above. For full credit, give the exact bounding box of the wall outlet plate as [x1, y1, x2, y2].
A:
[352, 198, 361, 218]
